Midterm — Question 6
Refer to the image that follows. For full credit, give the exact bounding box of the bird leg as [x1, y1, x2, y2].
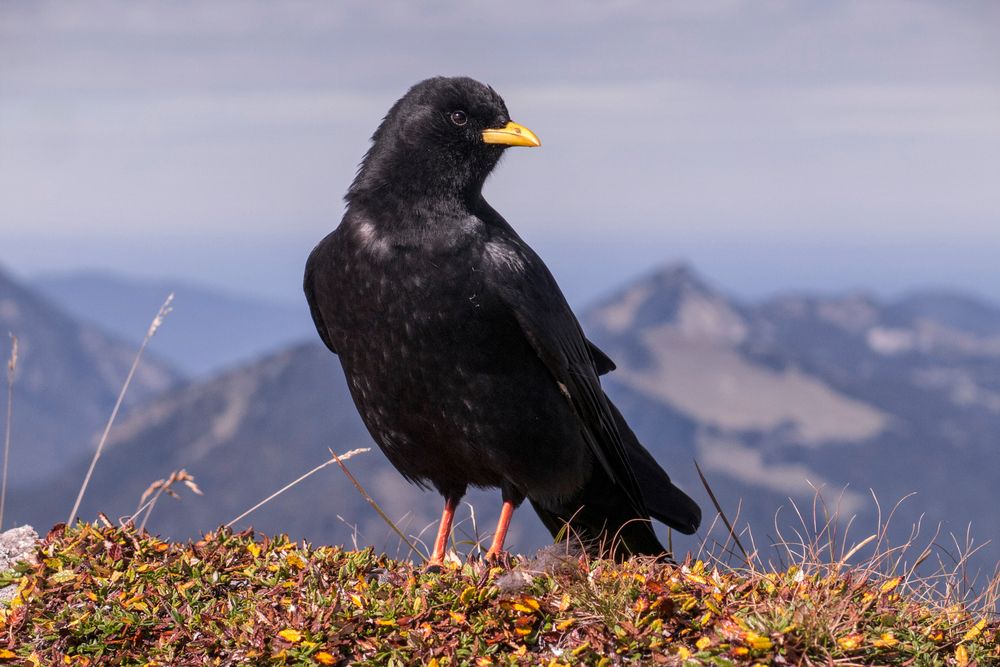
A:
[428, 494, 460, 567]
[485, 499, 516, 561]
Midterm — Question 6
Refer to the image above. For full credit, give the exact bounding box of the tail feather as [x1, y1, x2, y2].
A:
[529, 394, 701, 560]
[609, 400, 701, 534]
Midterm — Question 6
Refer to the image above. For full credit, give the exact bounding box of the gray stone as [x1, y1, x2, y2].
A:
[0, 525, 39, 605]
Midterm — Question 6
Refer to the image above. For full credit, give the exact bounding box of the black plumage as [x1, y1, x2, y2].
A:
[304, 76, 700, 562]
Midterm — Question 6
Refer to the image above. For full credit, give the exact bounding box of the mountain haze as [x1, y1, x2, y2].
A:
[0, 266, 181, 484]
[34, 271, 315, 376]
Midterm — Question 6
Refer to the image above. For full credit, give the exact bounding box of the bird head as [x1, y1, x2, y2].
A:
[347, 77, 540, 209]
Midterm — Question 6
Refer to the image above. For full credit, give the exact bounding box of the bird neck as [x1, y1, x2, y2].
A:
[346, 137, 500, 216]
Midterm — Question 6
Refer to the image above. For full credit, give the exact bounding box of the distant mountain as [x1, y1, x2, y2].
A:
[0, 265, 181, 485]
[33, 271, 315, 376]
[586, 263, 1000, 568]
[11, 262, 1000, 571]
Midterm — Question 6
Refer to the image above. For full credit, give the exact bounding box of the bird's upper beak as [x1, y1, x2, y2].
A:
[481, 121, 541, 148]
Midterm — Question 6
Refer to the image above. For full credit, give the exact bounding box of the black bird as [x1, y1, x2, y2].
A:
[304, 77, 700, 564]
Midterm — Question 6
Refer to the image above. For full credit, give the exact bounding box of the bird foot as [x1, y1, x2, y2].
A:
[484, 550, 513, 568]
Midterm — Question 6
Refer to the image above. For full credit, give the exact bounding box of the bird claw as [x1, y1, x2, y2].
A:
[484, 550, 513, 568]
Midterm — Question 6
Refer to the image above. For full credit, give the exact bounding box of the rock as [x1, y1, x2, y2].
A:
[0, 525, 39, 604]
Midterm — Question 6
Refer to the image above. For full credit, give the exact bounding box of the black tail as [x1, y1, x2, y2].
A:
[530, 395, 701, 560]
[611, 399, 701, 534]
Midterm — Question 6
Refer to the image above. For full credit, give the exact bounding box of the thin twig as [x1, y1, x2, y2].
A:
[67, 294, 174, 526]
[694, 458, 750, 563]
[1, 334, 17, 530]
[226, 448, 370, 528]
[327, 447, 424, 560]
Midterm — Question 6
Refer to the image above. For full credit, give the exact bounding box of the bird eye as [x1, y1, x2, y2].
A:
[449, 110, 468, 126]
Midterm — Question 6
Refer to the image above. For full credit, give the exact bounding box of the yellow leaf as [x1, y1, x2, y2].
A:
[514, 626, 532, 636]
[513, 596, 540, 613]
[278, 628, 303, 643]
[676, 647, 691, 659]
[837, 633, 863, 650]
[873, 632, 898, 647]
[695, 636, 711, 650]
[743, 632, 771, 651]
[449, 611, 466, 624]
[315, 652, 336, 665]
[459, 585, 476, 604]
[247, 543, 261, 558]
[375, 618, 396, 627]
[964, 618, 987, 641]
[0, 650, 16, 660]
[556, 618, 575, 631]
[732, 647, 749, 656]
[50, 570, 76, 584]
[880, 576, 901, 593]
[427, 659, 439, 667]
[955, 645, 969, 667]
[286, 553, 307, 570]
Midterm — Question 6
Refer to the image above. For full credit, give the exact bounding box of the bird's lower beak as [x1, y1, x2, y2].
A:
[481, 121, 541, 147]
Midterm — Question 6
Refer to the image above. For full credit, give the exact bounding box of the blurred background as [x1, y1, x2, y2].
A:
[1, 1, 998, 571]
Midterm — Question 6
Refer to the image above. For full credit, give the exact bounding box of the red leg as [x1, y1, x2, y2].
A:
[428, 495, 459, 566]
[486, 500, 516, 560]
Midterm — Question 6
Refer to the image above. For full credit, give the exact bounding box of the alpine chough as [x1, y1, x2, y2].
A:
[304, 76, 700, 564]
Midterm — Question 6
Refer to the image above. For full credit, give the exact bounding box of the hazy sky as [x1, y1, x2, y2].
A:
[2, 1, 999, 305]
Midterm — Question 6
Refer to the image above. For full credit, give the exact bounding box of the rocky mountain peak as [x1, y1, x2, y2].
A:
[586, 261, 745, 344]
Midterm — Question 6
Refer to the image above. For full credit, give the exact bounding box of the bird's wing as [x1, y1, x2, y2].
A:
[486, 240, 645, 515]
[303, 241, 338, 355]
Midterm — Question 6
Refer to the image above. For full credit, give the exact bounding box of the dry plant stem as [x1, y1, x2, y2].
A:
[694, 458, 750, 564]
[138, 482, 174, 532]
[328, 447, 424, 560]
[226, 447, 369, 528]
[67, 294, 174, 526]
[1, 334, 18, 530]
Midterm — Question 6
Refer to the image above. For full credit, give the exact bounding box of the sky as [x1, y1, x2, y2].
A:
[1, 0, 999, 306]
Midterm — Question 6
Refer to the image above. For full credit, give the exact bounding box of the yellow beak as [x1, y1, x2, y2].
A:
[481, 121, 541, 147]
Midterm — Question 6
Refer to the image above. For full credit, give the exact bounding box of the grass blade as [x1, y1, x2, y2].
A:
[226, 448, 369, 528]
[694, 458, 750, 564]
[328, 447, 424, 561]
[1, 334, 17, 530]
[67, 294, 174, 526]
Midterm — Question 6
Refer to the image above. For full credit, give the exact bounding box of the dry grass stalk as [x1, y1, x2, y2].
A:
[67, 294, 174, 526]
[327, 446, 425, 561]
[226, 447, 370, 529]
[128, 469, 203, 532]
[1, 333, 18, 530]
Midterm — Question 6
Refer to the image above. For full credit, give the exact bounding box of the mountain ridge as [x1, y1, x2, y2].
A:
[8, 261, 1000, 573]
